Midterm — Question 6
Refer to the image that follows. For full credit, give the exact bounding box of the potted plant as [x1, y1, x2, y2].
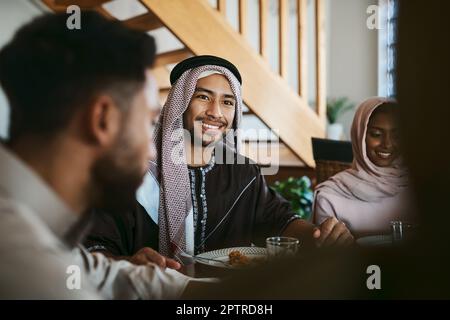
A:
[326, 97, 355, 140]
[271, 176, 313, 220]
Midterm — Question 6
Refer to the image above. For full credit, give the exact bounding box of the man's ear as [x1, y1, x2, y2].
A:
[85, 94, 121, 146]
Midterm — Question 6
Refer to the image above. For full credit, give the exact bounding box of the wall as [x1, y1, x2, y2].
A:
[0, 0, 44, 139]
[326, 0, 378, 139]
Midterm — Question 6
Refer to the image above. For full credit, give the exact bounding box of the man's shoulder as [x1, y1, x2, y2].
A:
[0, 197, 36, 234]
[0, 198, 100, 299]
[0, 196, 64, 251]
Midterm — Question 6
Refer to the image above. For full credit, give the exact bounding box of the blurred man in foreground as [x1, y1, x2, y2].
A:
[0, 12, 193, 299]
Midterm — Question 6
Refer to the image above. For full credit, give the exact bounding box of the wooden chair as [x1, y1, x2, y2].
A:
[311, 137, 353, 185]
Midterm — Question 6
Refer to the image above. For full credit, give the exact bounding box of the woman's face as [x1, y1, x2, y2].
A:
[365, 109, 400, 167]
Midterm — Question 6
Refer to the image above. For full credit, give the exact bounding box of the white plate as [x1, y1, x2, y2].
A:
[356, 235, 392, 247]
[195, 247, 267, 268]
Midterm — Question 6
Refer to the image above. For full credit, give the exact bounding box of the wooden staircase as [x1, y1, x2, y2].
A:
[41, 0, 326, 168]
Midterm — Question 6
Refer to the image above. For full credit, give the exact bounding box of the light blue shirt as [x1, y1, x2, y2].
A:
[136, 171, 194, 254]
[136, 171, 159, 225]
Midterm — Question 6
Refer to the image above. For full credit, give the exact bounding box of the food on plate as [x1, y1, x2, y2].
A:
[228, 250, 251, 266]
[228, 250, 266, 267]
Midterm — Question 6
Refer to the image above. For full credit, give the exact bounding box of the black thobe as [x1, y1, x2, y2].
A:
[84, 158, 298, 256]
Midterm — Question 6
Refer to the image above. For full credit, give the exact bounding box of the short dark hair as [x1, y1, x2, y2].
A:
[0, 12, 156, 140]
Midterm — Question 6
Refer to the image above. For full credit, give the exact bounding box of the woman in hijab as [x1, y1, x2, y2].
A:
[313, 97, 414, 238]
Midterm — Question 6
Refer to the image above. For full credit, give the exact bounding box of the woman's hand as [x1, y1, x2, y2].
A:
[313, 217, 354, 247]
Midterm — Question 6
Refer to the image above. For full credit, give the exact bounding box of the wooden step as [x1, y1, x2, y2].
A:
[152, 66, 172, 90]
[123, 12, 163, 32]
[42, 0, 113, 18]
[154, 48, 192, 68]
[53, 0, 110, 8]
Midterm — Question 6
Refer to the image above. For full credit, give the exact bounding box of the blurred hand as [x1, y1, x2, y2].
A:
[312, 217, 354, 247]
[127, 247, 181, 270]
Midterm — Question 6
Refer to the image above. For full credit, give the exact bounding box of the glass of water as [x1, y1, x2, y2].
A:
[391, 221, 414, 245]
[266, 236, 300, 259]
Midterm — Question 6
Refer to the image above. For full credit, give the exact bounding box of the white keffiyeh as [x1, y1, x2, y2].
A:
[153, 65, 243, 258]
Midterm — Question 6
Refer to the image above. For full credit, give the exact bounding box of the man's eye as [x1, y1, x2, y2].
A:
[223, 100, 235, 106]
[197, 95, 209, 101]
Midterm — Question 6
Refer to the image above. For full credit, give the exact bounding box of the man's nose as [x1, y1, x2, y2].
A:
[206, 98, 223, 118]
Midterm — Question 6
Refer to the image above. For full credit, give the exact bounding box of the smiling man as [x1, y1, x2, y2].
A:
[85, 55, 354, 261]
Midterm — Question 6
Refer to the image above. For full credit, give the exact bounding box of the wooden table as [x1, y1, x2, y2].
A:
[179, 262, 240, 279]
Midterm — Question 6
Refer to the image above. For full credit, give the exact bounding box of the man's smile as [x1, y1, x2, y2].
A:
[198, 119, 227, 135]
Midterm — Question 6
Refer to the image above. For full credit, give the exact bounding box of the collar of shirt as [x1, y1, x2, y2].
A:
[0, 143, 78, 242]
[187, 153, 216, 173]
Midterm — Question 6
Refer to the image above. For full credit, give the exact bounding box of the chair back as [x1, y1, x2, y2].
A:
[311, 137, 353, 184]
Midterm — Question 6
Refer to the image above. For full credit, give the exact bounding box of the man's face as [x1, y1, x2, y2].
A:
[92, 71, 160, 212]
[183, 74, 236, 147]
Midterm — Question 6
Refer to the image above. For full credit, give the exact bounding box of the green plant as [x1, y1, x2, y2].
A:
[326, 97, 355, 124]
[270, 176, 313, 220]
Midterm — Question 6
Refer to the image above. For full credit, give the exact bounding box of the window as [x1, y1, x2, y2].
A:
[378, 0, 398, 98]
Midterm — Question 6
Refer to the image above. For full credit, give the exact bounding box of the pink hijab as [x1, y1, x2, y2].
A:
[314, 97, 409, 202]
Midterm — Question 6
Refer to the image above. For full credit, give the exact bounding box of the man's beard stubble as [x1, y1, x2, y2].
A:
[91, 136, 146, 216]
